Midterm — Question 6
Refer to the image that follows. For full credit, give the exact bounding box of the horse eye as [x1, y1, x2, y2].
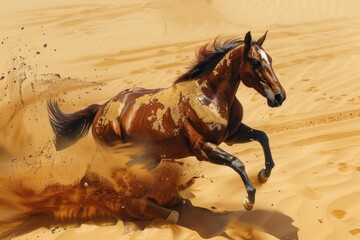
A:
[252, 60, 261, 69]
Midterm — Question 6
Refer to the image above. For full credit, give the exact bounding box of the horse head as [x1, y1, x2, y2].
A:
[240, 31, 286, 107]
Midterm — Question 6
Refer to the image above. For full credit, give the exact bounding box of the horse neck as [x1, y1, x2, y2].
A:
[203, 45, 243, 106]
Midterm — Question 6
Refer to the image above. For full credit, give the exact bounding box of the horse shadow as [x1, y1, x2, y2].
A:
[171, 200, 299, 240]
[1, 200, 298, 240]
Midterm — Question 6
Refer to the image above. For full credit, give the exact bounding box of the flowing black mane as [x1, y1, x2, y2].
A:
[174, 38, 243, 84]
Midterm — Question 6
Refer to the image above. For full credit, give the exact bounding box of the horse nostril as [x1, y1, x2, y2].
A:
[274, 93, 283, 104]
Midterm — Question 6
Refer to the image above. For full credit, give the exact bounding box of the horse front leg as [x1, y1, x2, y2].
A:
[226, 123, 275, 184]
[182, 118, 255, 210]
[200, 142, 256, 210]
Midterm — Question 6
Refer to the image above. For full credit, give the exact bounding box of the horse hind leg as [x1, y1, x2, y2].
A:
[93, 117, 125, 148]
[126, 198, 179, 223]
[225, 123, 275, 184]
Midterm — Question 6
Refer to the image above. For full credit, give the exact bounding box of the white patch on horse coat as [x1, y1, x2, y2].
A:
[133, 80, 227, 134]
[95, 100, 124, 134]
[196, 80, 208, 89]
[259, 49, 270, 65]
[218, 51, 232, 67]
[211, 45, 242, 77]
[152, 107, 167, 132]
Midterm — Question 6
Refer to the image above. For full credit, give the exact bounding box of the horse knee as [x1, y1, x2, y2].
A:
[254, 130, 269, 143]
[231, 158, 245, 171]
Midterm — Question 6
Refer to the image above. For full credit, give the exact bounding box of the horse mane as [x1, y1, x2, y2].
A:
[174, 38, 243, 84]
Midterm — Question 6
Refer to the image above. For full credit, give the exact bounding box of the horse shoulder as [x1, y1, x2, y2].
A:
[224, 98, 243, 142]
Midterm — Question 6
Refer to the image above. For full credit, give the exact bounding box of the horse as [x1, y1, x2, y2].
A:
[47, 31, 286, 223]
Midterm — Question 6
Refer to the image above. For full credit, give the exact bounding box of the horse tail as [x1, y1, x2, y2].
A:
[47, 100, 101, 151]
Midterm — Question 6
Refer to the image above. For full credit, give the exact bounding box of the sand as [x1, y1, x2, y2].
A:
[0, 0, 360, 239]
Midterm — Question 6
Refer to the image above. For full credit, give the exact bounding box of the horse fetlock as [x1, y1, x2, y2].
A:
[255, 130, 269, 143]
[248, 186, 256, 195]
[266, 161, 275, 170]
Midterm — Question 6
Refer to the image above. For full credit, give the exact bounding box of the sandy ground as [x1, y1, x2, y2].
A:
[0, 0, 360, 239]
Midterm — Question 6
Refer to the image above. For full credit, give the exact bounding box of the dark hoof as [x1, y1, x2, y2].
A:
[258, 169, 269, 184]
[243, 197, 254, 211]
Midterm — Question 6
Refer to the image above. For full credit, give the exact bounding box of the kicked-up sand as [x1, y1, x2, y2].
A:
[0, 0, 360, 239]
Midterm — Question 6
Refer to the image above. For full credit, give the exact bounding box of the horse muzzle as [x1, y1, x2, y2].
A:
[267, 92, 285, 108]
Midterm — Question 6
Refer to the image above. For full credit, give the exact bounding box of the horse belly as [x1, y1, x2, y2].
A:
[143, 136, 193, 160]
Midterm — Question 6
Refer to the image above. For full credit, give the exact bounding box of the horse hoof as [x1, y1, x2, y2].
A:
[243, 197, 254, 211]
[258, 169, 269, 184]
[166, 210, 179, 223]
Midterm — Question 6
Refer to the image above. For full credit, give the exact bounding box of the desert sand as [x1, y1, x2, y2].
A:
[0, 0, 360, 239]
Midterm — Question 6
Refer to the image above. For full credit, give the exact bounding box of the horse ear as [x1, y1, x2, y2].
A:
[244, 31, 252, 61]
[244, 31, 252, 47]
[257, 31, 268, 46]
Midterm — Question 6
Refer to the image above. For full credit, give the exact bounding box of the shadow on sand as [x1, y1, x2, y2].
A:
[174, 200, 299, 240]
[1, 200, 298, 240]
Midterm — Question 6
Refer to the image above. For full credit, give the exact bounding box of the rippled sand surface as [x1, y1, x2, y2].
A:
[1, 0, 360, 239]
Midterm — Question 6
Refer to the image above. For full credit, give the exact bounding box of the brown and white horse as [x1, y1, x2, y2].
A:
[48, 31, 286, 222]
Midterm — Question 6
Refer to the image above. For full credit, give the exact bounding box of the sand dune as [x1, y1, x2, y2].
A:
[0, 0, 360, 239]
